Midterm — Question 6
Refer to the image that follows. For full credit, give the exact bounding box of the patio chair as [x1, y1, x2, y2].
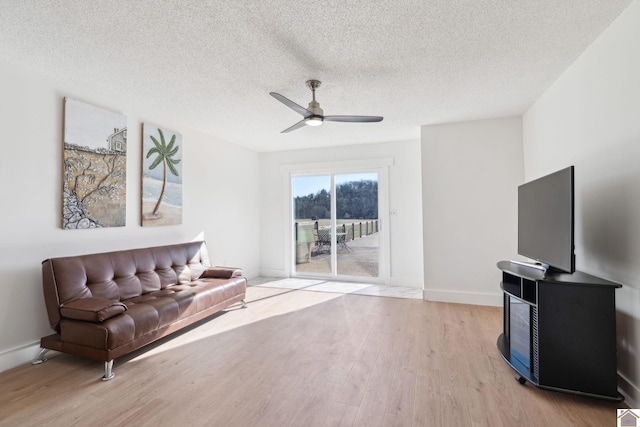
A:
[314, 222, 331, 253]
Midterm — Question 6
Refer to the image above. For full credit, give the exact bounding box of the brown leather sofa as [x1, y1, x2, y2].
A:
[33, 241, 247, 380]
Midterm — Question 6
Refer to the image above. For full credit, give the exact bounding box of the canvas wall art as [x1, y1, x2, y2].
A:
[63, 98, 127, 229]
[142, 123, 182, 226]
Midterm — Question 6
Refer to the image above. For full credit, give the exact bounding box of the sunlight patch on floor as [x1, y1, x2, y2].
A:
[130, 286, 345, 361]
[250, 277, 423, 300]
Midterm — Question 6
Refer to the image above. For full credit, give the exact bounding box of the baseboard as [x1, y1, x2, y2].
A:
[0, 341, 41, 373]
[387, 277, 423, 289]
[618, 372, 640, 408]
[257, 269, 288, 278]
[423, 289, 503, 307]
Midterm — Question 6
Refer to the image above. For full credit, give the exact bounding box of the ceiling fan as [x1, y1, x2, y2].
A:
[270, 80, 383, 133]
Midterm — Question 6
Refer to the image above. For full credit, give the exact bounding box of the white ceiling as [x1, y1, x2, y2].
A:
[0, 1, 633, 152]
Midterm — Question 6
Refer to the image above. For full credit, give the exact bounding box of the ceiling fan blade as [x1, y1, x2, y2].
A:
[270, 92, 312, 117]
[323, 115, 383, 123]
[281, 119, 307, 133]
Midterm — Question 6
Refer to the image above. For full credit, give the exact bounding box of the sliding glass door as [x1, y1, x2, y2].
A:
[293, 172, 380, 280]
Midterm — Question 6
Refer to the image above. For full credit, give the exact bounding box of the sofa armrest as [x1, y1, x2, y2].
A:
[200, 266, 243, 279]
[60, 298, 127, 322]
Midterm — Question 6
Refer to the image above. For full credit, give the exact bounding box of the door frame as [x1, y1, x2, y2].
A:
[281, 158, 393, 284]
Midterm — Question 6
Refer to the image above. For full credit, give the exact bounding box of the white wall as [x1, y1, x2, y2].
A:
[259, 140, 424, 288]
[523, 0, 640, 405]
[0, 59, 260, 372]
[421, 117, 524, 306]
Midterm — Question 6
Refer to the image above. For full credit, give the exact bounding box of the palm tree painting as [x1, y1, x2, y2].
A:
[142, 124, 182, 226]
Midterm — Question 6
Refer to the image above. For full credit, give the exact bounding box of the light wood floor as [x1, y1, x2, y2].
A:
[0, 286, 625, 426]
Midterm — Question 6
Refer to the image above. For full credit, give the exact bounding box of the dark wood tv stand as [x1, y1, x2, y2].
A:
[497, 260, 623, 401]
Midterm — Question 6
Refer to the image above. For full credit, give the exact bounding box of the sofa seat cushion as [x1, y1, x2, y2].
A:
[167, 277, 245, 312]
[59, 277, 246, 351]
[219, 276, 247, 300]
[60, 302, 175, 350]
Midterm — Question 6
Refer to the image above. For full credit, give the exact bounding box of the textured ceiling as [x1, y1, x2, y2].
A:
[0, 0, 633, 152]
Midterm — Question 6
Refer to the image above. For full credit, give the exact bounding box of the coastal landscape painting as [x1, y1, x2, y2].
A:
[63, 98, 127, 229]
[142, 123, 182, 226]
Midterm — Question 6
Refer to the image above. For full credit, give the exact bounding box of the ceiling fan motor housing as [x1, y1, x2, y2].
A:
[307, 103, 323, 116]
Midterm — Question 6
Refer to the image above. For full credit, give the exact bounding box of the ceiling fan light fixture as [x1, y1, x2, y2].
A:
[270, 81, 383, 133]
[305, 116, 323, 126]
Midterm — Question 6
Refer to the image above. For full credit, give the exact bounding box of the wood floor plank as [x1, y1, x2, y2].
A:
[0, 285, 626, 426]
[381, 370, 417, 427]
[352, 350, 398, 426]
[413, 370, 442, 426]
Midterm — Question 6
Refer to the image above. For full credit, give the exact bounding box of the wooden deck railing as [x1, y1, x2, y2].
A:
[295, 220, 379, 242]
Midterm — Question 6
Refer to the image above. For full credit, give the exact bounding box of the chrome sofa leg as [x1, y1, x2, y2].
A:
[102, 360, 115, 381]
[32, 348, 50, 365]
[241, 300, 247, 308]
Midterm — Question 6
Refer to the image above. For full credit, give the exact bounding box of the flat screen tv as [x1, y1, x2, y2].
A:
[518, 166, 575, 273]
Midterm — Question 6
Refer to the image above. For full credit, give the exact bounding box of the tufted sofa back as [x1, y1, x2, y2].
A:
[42, 241, 211, 332]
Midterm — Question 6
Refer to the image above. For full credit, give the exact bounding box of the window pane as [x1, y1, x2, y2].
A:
[293, 176, 331, 274]
[336, 173, 379, 277]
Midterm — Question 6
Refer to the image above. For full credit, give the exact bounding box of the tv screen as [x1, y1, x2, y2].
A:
[518, 166, 575, 273]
